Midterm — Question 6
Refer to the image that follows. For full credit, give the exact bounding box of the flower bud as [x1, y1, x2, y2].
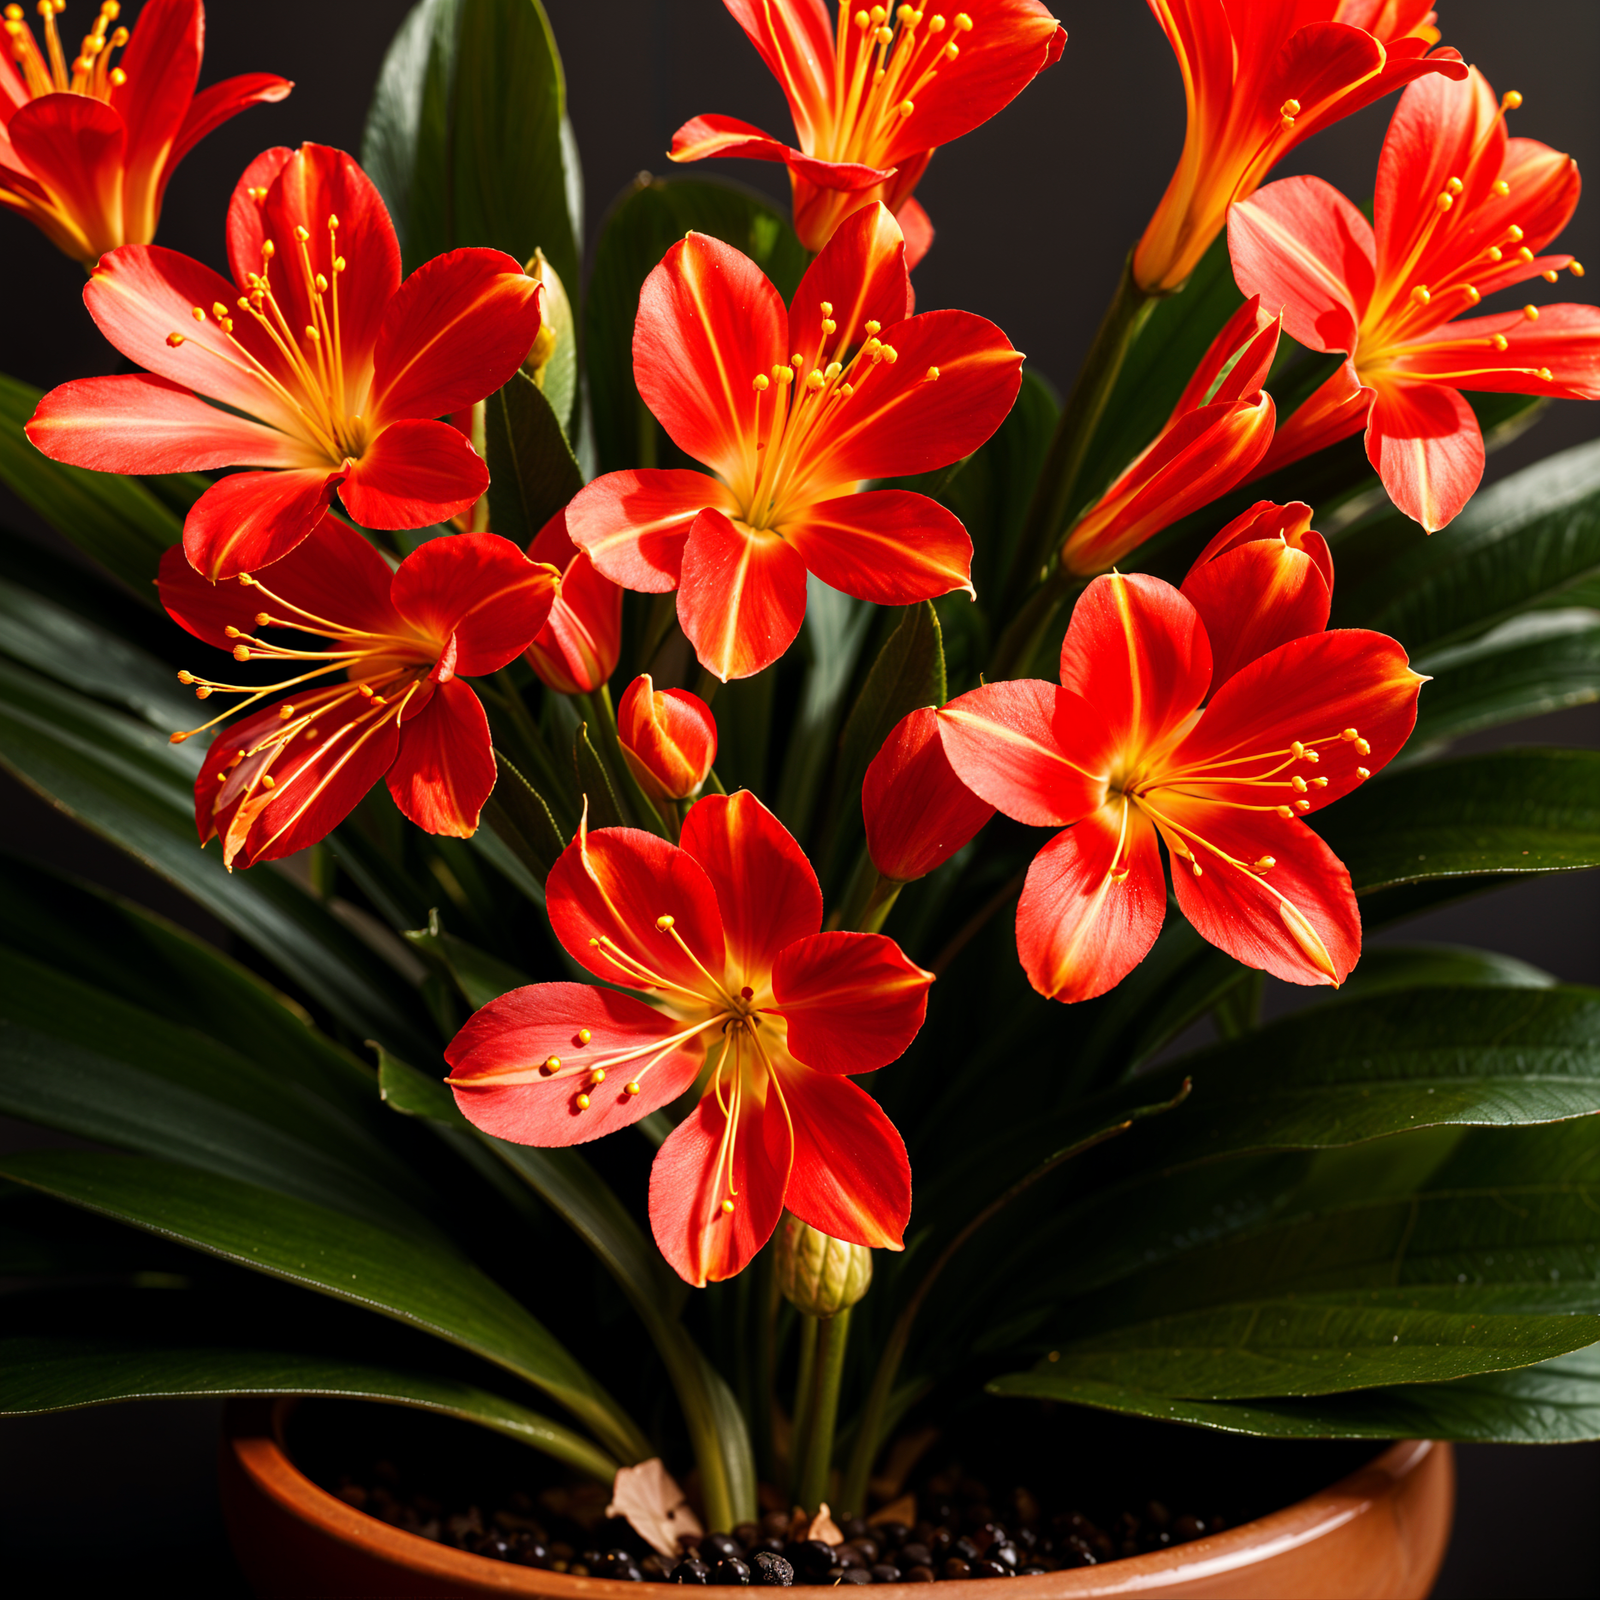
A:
[775, 1213, 872, 1318]
[863, 707, 994, 882]
[617, 675, 717, 802]
[524, 509, 623, 695]
[523, 248, 573, 396]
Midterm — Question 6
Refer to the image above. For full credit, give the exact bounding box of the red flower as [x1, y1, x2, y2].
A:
[669, 0, 1065, 264]
[1060, 297, 1281, 575]
[157, 520, 556, 869]
[936, 531, 1424, 1001]
[446, 792, 931, 1286]
[1134, 0, 1465, 293]
[863, 706, 993, 882]
[0, 0, 290, 264]
[523, 508, 624, 696]
[618, 676, 718, 805]
[27, 142, 543, 580]
[565, 203, 1023, 681]
[1230, 68, 1600, 531]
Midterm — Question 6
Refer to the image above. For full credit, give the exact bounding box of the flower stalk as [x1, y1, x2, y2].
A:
[796, 1307, 852, 1515]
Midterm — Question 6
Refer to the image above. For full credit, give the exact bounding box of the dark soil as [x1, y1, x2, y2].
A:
[290, 1400, 1381, 1586]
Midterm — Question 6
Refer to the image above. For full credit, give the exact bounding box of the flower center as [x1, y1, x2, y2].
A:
[4, 0, 127, 102]
[163, 205, 372, 464]
[825, 6, 973, 166]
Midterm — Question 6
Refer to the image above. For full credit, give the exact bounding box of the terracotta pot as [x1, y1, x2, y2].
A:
[220, 1398, 1454, 1599]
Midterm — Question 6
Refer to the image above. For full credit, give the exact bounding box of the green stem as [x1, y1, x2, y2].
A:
[998, 260, 1157, 622]
[693, 666, 722, 705]
[855, 873, 903, 935]
[797, 1309, 851, 1514]
[577, 686, 670, 837]
[787, 1313, 820, 1500]
[754, 1246, 780, 1487]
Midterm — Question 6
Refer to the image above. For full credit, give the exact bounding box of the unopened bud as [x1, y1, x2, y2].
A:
[775, 1213, 872, 1318]
[522, 248, 573, 411]
[617, 674, 717, 803]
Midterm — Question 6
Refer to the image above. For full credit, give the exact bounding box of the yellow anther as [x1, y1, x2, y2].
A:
[624, 1081, 641, 1096]
[1311, 776, 1329, 788]
[944, 39, 960, 58]
[195, 687, 212, 700]
[334, 256, 346, 272]
[929, 12, 945, 30]
[1502, 90, 1523, 110]
[791, 353, 803, 368]
[1463, 285, 1481, 304]
[177, 670, 195, 685]
[1487, 246, 1504, 262]
[1517, 245, 1534, 263]
[824, 361, 843, 380]
[1447, 176, 1464, 196]
[576, 1093, 590, 1110]
[955, 10, 972, 26]
[1255, 856, 1276, 871]
[1507, 224, 1525, 242]
[277, 703, 296, 721]
[211, 301, 228, 319]
[1544, 269, 1560, 283]
[591, 1068, 606, 1085]
[294, 224, 310, 242]
[1290, 741, 1307, 759]
[864, 320, 881, 336]
[1356, 766, 1371, 781]
[841, 383, 854, 397]
[898, 99, 914, 117]
[1572, 261, 1586, 277]
[1291, 775, 1308, 793]
[1294, 799, 1310, 812]
[577, 1028, 592, 1045]
[925, 365, 940, 381]
[261, 240, 275, 259]
[1524, 304, 1540, 321]
[1410, 285, 1431, 305]
[1491, 333, 1509, 351]
[1538, 366, 1553, 381]
[315, 273, 328, 293]
[854, 8, 870, 25]
[1353, 737, 1371, 756]
[1190, 861, 1204, 878]
[655, 914, 675, 930]
[1435, 192, 1454, 212]
[881, 344, 899, 364]
[305, 325, 321, 341]
[875, 24, 892, 43]
[541, 1056, 560, 1075]
[869, 4, 886, 20]
[1275, 804, 1293, 818]
[328, 214, 339, 230]
[897, 3, 916, 20]
[1280, 98, 1301, 118]
[752, 373, 770, 392]
[304, 728, 318, 742]
[819, 300, 833, 317]
[806, 369, 825, 391]
[1305, 749, 1320, 764]
[1340, 728, 1359, 741]
[821, 317, 837, 336]
[773, 364, 793, 384]
[166, 332, 185, 347]
[721, 1198, 736, 1213]
[1493, 179, 1510, 197]
[191, 305, 206, 321]
[261, 774, 276, 791]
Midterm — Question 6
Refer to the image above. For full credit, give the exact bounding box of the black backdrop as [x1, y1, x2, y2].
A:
[0, 2, 1596, 1594]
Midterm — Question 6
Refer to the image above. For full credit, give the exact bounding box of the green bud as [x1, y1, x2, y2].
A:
[523, 248, 576, 431]
[775, 1212, 872, 1318]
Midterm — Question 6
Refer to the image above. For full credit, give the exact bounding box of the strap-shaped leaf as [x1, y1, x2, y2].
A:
[406, 911, 533, 1010]
[0, 1149, 650, 1464]
[485, 369, 584, 545]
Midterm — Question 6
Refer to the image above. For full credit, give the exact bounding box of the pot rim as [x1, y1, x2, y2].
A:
[223, 1397, 1445, 1599]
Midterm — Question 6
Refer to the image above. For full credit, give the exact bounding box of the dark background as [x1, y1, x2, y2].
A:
[1, 1, 1597, 1594]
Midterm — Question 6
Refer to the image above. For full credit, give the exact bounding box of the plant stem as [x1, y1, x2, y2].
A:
[787, 1313, 820, 1501]
[577, 686, 670, 837]
[797, 1309, 851, 1514]
[998, 260, 1157, 623]
[693, 666, 722, 705]
[855, 872, 903, 935]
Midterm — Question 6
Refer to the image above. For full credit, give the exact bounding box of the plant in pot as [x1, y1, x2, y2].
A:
[1, 1, 1598, 1596]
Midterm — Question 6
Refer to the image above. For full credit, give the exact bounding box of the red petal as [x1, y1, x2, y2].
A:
[1228, 176, 1375, 354]
[936, 681, 1109, 828]
[163, 74, 293, 191]
[635, 231, 787, 483]
[546, 821, 729, 1000]
[812, 308, 1023, 484]
[7, 94, 124, 262]
[722, 0, 836, 144]
[1152, 791, 1359, 987]
[447, 982, 708, 1146]
[771, 931, 932, 1074]
[1392, 306, 1600, 401]
[1366, 380, 1483, 532]
[182, 468, 343, 582]
[370, 248, 542, 424]
[387, 677, 496, 836]
[525, 551, 624, 695]
[109, 0, 200, 197]
[679, 791, 821, 986]
[784, 489, 973, 605]
[25, 374, 301, 473]
[1059, 573, 1212, 757]
[618, 676, 718, 803]
[390, 531, 556, 676]
[1258, 358, 1373, 478]
[566, 469, 737, 594]
[1015, 801, 1166, 1004]
[667, 114, 894, 191]
[676, 507, 810, 682]
[226, 148, 294, 287]
[1168, 297, 1277, 419]
[863, 706, 995, 882]
[789, 203, 912, 369]
[771, 1060, 910, 1251]
[339, 417, 489, 530]
[648, 1071, 789, 1287]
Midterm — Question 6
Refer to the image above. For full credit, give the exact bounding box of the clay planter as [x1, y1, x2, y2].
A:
[220, 1398, 1454, 1599]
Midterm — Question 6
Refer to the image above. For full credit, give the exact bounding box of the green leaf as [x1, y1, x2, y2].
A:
[0, 1149, 650, 1463]
[481, 750, 567, 886]
[574, 721, 626, 828]
[1319, 749, 1600, 894]
[0, 375, 181, 596]
[1332, 943, 1555, 1003]
[484, 368, 584, 545]
[587, 176, 805, 474]
[989, 1343, 1600, 1444]
[1333, 436, 1600, 651]
[405, 910, 532, 1009]
[0, 658, 438, 1061]
[0, 1333, 619, 1479]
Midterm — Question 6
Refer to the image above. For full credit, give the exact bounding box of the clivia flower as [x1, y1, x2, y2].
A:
[617, 675, 718, 805]
[1230, 68, 1600, 532]
[669, 0, 1065, 264]
[523, 508, 624, 697]
[565, 202, 1023, 681]
[157, 520, 556, 870]
[863, 705, 994, 883]
[936, 520, 1424, 1002]
[27, 142, 544, 580]
[1060, 296, 1281, 576]
[0, 0, 290, 265]
[446, 791, 932, 1286]
[1133, 0, 1465, 294]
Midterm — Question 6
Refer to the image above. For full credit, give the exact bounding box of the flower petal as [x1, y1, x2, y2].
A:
[390, 531, 556, 676]
[525, 535, 623, 696]
[369, 248, 542, 424]
[1228, 176, 1375, 354]
[447, 981, 708, 1146]
[677, 507, 810, 682]
[789, 203, 912, 367]
[896, 195, 934, 271]
[566, 469, 737, 594]
[937, 681, 1109, 828]
[182, 468, 344, 582]
[635, 231, 787, 483]
[722, 0, 836, 141]
[339, 417, 489, 531]
[1365, 379, 1484, 532]
[771, 1059, 910, 1251]
[770, 931, 932, 1075]
[109, 0, 201, 198]
[679, 791, 821, 986]
[667, 113, 894, 192]
[1059, 572, 1212, 759]
[1258, 358, 1374, 478]
[546, 821, 728, 1000]
[26, 373, 302, 474]
[7, 93, 124, 262]
[387, 677, 496, 836]
[1393, 306, 1600, 401]
[1153, 791, 1360, 988]
[783, 489, 974, 604]
[1015, 800, 1165, 1004]
[863, 706, 995, 882]
[164, 74, 294, 193]
[226, 147, 294, 287]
